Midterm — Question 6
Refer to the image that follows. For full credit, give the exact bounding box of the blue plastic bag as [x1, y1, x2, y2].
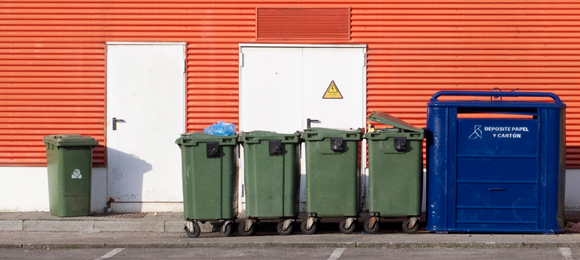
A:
[203, 121, 237, 136]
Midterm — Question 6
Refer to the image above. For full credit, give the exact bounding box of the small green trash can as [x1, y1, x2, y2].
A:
[300, 127, 362, 235]
[43, 135, 98, 217]
[175, 132, 237, 238]
[238, 131, 301, 236]
[364, 111, 425, 234]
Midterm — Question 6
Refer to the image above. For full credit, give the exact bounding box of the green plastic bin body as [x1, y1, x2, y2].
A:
[365, 111, 425, 217]
[176, 133, 237, 222]
[43, 135, 98, 217]
[301, 128, 361, 218]
[239, 131, 301, 219]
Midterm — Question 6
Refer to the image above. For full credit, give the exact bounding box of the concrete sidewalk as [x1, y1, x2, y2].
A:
[1, 231, 580, 250]
[1, 211, 580, 249]
[2, 211, 580, 233]
[0, 212, 185, 233]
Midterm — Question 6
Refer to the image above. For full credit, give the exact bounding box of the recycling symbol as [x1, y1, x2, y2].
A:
[72, 169, 82, 179]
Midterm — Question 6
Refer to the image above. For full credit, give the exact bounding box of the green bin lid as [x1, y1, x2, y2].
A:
[367, 111, 424, 133]
[239, 131, 300, 144]
[43, 135, 99, 147]
[175, 132, 237, 146]
[301, 127, 362, 141]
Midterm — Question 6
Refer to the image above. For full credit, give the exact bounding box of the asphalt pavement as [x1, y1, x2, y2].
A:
[2, 247, 579, 260]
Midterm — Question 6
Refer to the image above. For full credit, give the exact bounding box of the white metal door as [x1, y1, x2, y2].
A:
[302, 47, 366, 129]
[239, 47, 303, 132]
[239, 45, 367, 212]
[106, 43, 185, 212]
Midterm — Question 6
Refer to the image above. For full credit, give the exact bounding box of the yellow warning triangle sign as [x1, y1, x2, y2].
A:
[322, 80, 343, 99]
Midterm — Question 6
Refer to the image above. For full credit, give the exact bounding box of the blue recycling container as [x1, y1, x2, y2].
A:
[426, 91, 566, 234]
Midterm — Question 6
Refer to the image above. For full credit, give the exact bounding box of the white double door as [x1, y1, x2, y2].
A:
[239, 45, 367, 211]
[106, 43, 186, 212]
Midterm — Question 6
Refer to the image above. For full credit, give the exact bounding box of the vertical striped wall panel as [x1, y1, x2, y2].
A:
[353, 2, 580, 168]
[0, 0, 579, 168]
[0, 40, 106, 165]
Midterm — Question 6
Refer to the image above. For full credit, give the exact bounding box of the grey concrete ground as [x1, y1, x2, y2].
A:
[1, 211, 580, 250]
[0, 212, 186, 233]
[2, 231, 580, 250]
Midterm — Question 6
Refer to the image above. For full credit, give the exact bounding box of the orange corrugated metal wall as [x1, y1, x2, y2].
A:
[0, 1, 578, 168]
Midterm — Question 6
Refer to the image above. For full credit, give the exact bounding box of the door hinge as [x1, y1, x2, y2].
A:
[183, 45, 187, 73]
[363, 53, 367, 67]
[240, 53, 244, 67]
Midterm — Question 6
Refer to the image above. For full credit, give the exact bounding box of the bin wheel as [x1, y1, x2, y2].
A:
[339, 219, 356, 234]
[363, 219, 379, 234]
[277, 221, 293, 236]
[238, 221, 256, 236]
[221, 222, 234, 237]
[300, 221, 317, 235]
[402, 218, 419, 234]
[184, 221, 201, 238]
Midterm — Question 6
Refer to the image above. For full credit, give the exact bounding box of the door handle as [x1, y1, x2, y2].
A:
[112, 117, 126, 131]
[306, 118, 320, 129]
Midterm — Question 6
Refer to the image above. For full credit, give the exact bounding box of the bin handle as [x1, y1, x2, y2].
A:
[430, 91, 562, 102]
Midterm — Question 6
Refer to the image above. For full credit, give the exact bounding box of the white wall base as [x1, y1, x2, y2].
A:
[0, 167, 49, 211]
[565, 169, 580, 211]
[91, 168, 107, 213]
[0, 167, 107, 213]
[1, 167, 580, 213]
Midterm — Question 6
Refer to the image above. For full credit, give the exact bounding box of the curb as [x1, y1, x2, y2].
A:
[0, 221, 22, 231]
[0, 220, 216, 233]
[0, 220, 189, 233]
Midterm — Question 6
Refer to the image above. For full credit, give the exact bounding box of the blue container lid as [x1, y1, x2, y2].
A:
[428, 91, 566, 109]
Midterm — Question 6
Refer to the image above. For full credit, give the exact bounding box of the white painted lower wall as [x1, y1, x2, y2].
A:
[1, 167, 580, 213]
[565, 169, 580, 211]
[0, 167, 107, 213]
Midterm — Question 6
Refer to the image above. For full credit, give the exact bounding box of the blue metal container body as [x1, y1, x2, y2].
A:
[426, 91, 566, 234]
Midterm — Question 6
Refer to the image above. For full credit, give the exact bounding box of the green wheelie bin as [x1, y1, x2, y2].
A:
[175, 132, 237, 238]
[238, 131, 301, 236]
[43, 135, 98, 217]
[364, 111, 425, 234]
[300, 128, 362, 235]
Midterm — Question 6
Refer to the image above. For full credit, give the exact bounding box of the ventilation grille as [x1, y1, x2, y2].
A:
[257, 8, 350, 40]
